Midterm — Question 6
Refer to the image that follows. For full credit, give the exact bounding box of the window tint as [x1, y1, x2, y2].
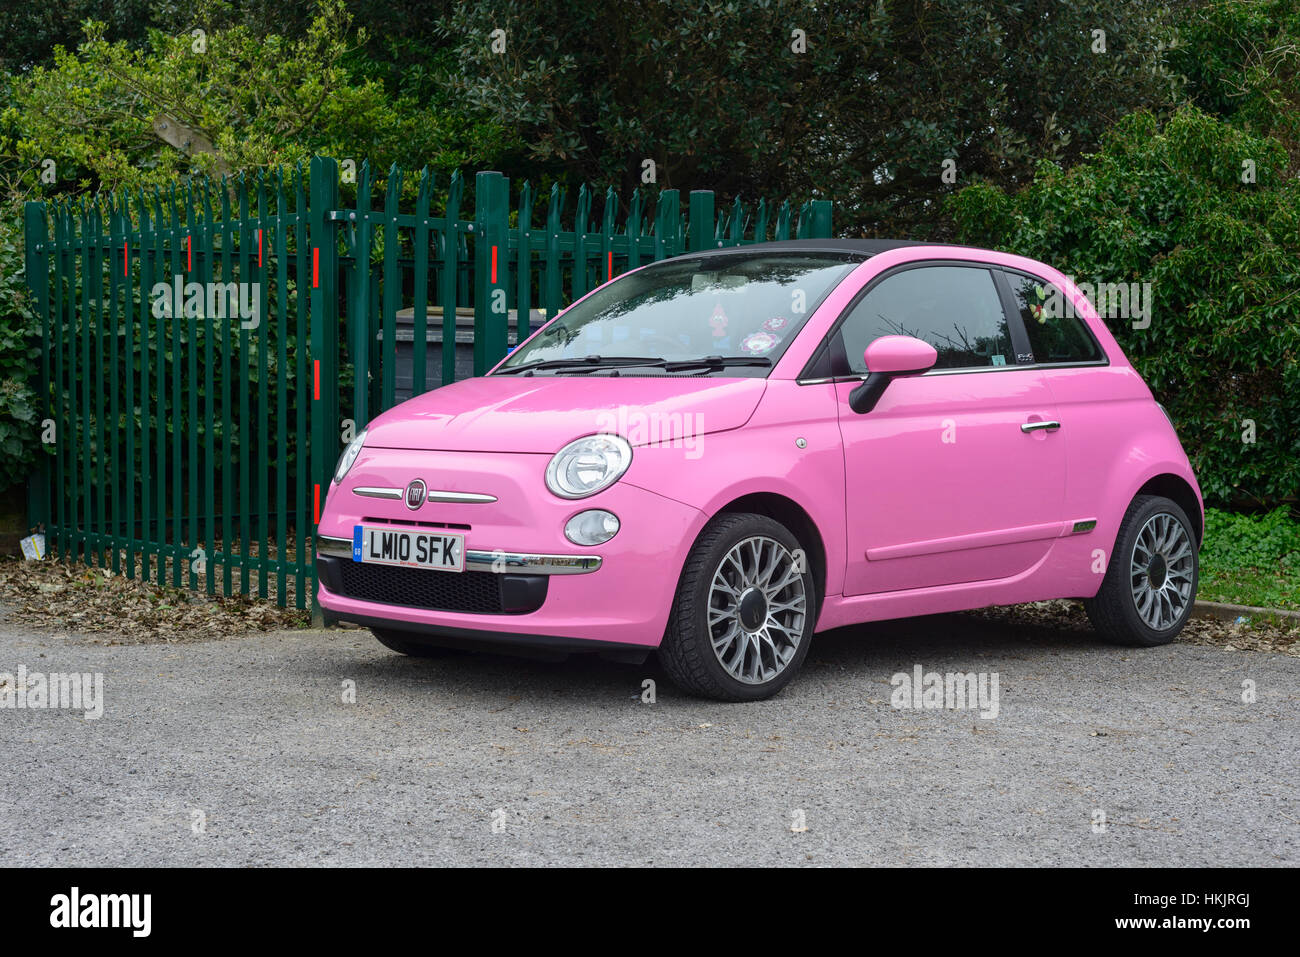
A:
[839, 265, 1014, 373]
[1003, 270, 1103, 364]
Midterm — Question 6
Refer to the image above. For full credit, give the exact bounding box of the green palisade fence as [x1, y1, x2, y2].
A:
[23, 159, 833, 610]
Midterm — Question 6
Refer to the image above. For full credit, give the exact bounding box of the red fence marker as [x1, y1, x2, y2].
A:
[491, 245, 498, 284]
[312, 246, 319, 288]
[314, 484, 320, 524]
[258, 228, 263, 268]
[314, 359, 320, 400]
[123, 242, 129, 277]
[608, 250, 613, 280]
[186, 235, 192, 272]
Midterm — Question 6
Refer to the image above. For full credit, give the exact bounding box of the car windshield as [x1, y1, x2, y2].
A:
[495, 251, 862, 375]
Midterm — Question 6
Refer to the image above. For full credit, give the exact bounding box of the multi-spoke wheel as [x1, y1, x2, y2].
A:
[1128, 512, 1196, 631]
[707, 535, 808, 685]
[1085, 495, 1199, 647]
[658, 513, 816, 700]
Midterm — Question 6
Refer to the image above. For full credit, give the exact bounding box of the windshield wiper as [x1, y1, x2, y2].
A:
[659, 355, 773, 372]
[496, 354, 773, 376]
[494, 355, 666, 375]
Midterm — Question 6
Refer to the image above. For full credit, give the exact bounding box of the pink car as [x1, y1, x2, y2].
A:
[317, 239, 1202, 701]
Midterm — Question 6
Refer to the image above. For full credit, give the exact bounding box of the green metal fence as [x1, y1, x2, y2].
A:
[23, 158, 833, 610]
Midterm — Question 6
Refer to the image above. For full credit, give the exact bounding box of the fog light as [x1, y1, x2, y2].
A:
[564, 509, 620, 546]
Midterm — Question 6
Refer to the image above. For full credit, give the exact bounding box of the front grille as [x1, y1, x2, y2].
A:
[336, 560, 505, 613]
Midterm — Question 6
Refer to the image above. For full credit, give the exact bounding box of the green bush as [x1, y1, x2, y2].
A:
[1199, 506, 1300, 610]
[950, 107, 1300, 506]
[0, 212, 40, 492]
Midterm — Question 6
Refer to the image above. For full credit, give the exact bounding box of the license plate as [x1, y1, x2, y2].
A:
[352, 525, 465, 573]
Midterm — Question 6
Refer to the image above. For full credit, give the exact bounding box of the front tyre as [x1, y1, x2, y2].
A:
[658, 513, 816, 701]
[1085, 494, 1199, 647]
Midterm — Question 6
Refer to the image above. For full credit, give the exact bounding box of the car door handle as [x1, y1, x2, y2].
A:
[1021, 420, 1062, 433]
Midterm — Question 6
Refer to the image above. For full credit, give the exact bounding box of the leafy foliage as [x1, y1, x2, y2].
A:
[0, 214, 41, 492]
[3, 0, 512, 194]
[442, 0, 1183, 235]
[951, 107, 1300, 506]
[1200, 506, 1300, 609]
[1171, 0, 1300, 171]
[0, 0, 155, 71]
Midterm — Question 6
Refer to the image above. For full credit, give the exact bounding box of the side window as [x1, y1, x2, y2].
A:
[1003, 270, 1103, 364]
[839, 265, 1014, 374]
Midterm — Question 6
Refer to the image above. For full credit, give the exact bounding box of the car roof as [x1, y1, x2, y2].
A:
[676, 238, 989, 260]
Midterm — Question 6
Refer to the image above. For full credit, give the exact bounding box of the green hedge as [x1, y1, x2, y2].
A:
[1200, 506, 1300, 610]
[950, 107, 1300, 507]
[0, 211, 40, 493]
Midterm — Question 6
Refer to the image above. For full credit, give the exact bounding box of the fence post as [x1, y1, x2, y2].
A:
[654, 189, 680, 260]
[515, 180, 534, 341]
[543, 184, 562, 320]
[381, 165, 402, 411]
[23, 202, 50, 532]
[474, 171, 509, 374]
[309, 157, 339, 622]
[601, 187, 618, 283]
[688, 190, 715, 252]
[808, 199, 833, 237]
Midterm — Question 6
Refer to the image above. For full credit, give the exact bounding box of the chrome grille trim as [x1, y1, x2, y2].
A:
[351, 487, 497, 504]
[352, 487, 403, 499]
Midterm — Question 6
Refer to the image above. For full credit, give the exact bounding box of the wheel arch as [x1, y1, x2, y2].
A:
[1134, 473, 1204, 545]
[712, 492, 828, 608]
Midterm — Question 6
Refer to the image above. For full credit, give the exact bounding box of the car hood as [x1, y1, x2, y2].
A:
[362, 374, 767, 453]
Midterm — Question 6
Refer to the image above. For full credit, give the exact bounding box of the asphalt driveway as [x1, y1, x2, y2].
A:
[0, 613, 1295, 866]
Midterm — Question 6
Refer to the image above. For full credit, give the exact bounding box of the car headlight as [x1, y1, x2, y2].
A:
[333, 430, 367, 485]
[545, 435, 632, 499]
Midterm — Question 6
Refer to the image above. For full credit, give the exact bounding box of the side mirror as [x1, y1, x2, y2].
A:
[849, 335, 938, 414]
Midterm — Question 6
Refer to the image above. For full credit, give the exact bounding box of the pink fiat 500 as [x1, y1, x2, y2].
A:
[317, 239, 1202, 701]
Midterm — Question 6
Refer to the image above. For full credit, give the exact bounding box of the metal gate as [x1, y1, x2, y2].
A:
[23, 157, 833, 609]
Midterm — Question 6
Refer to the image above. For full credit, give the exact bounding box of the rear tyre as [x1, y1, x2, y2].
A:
[1085, 494, 1199, 647]
[658, 513, 816, 701]
[370, 628, 458, 658]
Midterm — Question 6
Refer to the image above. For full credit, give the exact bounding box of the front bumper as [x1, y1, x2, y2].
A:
[317, 535, 604, 576]
[316, 450, 706, 649]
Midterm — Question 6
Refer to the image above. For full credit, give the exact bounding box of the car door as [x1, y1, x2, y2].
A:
[830, 261, 1068, 596]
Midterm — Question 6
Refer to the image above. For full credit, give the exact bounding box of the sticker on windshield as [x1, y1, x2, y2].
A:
[741, 332, 778, 354]
[710, 303, 729, 338]
[763, 316, 790, 333]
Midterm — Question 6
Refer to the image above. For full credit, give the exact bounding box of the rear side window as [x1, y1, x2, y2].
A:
[1002, 270, 1103, 364]
[839, 265, 1015, 373]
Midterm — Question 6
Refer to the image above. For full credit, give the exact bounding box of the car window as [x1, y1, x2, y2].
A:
[839, 265, 1015, 373]
[1002, 270, 1103, 364]
[497, 252, 861, 375]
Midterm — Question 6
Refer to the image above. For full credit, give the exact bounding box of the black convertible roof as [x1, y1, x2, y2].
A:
[677, 237, 974, 259]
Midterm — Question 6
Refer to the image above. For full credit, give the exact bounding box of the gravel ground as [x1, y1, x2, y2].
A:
[0, 609, 1295, 867]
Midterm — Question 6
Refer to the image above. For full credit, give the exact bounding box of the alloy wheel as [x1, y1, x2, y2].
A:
[1129, 512, 1195, 631]
[706, 535, 807, 684]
